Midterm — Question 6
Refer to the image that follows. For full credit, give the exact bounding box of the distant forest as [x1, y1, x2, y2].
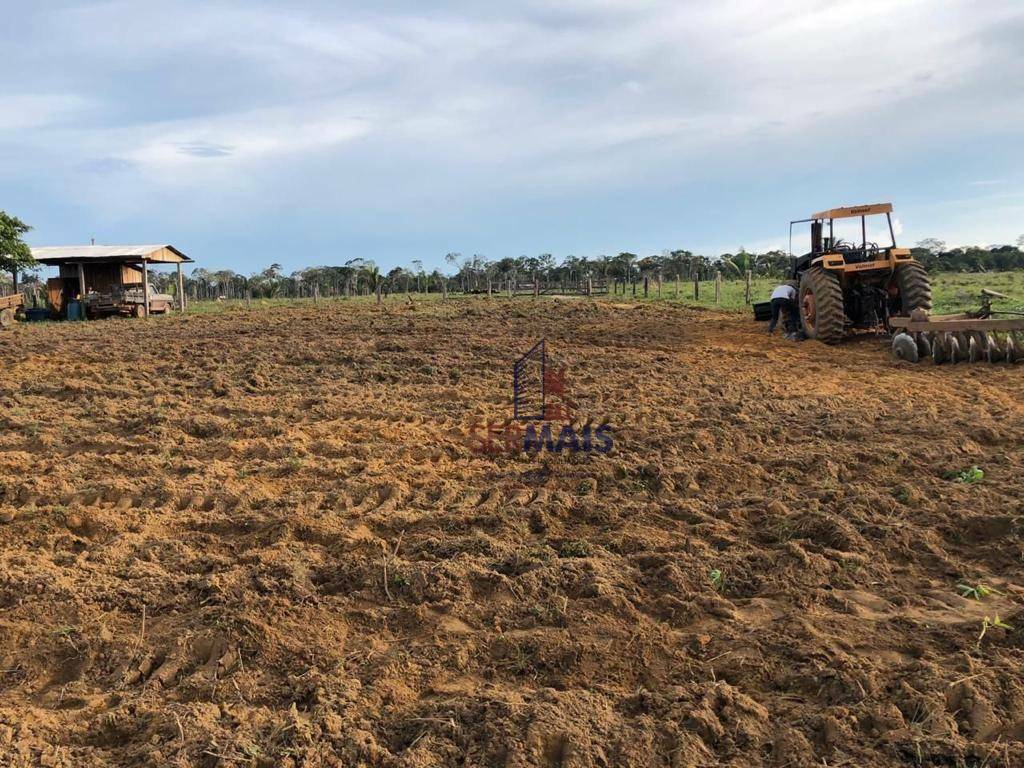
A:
[175, 238, 1024, 300]
[6, 238, 1024, 301]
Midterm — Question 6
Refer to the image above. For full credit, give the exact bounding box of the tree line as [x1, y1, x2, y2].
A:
[181, 250, 792, 300]
[3, 209, 1024, 300]
[180, 239, 1024, 300]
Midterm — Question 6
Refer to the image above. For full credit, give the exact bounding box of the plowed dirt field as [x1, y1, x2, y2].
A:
[1, 298, 1022, 767]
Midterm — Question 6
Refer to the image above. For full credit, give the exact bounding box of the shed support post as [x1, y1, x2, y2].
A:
[142, 259, 150, 317]
[177, 263, 185, 313]
[78, 262, 86, 298]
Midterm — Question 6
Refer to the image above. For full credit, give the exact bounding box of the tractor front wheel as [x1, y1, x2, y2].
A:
[799, 266, 845, 344]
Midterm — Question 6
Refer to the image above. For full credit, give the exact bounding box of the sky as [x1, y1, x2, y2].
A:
[2, 0, 1023, 276]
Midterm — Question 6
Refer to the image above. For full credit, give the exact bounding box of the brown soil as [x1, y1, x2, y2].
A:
[0, 298, 1022, 767]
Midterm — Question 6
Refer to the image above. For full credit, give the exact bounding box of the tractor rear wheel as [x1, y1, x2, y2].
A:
[894, 261, 932, 314]
[0, 308, 15, 329]
[799, 266, 845, 344]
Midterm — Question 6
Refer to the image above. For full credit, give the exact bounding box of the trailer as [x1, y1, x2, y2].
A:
[0, 295, 24, 329]
[890, 290, 1024, 364]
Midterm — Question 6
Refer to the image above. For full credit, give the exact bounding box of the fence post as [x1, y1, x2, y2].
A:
[715, 271, 721, 304]
[442, 279, 448, 301]
[745, 270, 752, 305]
[657, 275, 662, 299]
[533, 278, 539, 298]
[587, 276, 593, 296]
[643, 276, 649, 297]
[675, 275, 679, 298]
[693, 273, 700, 300]
[314, 284, 319, 304]
[177, 263, 186, 313]
[376, 283, 382, 305]
[246, 289, 252, 309]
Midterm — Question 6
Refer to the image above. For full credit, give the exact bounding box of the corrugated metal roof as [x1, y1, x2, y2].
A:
[31, 244, 193, 264]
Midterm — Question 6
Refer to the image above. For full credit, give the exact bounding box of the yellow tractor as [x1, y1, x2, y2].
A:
[789, 203, 931, 344]
[789, 203, 1023, 363]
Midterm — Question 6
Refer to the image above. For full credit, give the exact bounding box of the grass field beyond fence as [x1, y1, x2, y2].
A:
[636, 271, 1024, 315]
[184, 271, 1024, 317]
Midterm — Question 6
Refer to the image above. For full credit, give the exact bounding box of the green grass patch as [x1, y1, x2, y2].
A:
[179, 270, 1024, 317]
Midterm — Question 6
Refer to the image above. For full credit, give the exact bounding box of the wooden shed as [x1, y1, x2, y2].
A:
[31, 244, 193, 318]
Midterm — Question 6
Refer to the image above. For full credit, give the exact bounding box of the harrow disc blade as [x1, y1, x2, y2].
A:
[931, 333, 948, 365]
[953, 332, 972, 363]
[1008, 333, 1021, 364]
[948, 334, 962, 364]
[968, 334, 983, 363]
[915, 333, 932, 359]
[892, 333, 919, 363]
[985, 333, 1002, 364]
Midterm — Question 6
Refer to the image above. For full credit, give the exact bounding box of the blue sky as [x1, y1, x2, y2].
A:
[3, 0, 1022, 275]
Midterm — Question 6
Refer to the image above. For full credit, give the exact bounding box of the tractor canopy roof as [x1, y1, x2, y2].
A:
[811, 203, 892, 221]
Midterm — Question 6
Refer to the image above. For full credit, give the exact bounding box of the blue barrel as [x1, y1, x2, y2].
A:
[66, 300, 84, 321]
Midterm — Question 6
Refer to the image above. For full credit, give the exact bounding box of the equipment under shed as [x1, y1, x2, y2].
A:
[31, 244, 193, 319]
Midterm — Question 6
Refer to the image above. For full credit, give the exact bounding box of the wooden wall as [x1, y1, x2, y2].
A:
[57, 263, 143, 292]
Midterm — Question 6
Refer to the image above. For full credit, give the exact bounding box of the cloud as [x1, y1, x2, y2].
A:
[177, 142, 235, 159]
[1, 0, 1022, 267]
[119, 106, 371, 172]
[77, 157, 137, 175]
[0, 94, 93, 131]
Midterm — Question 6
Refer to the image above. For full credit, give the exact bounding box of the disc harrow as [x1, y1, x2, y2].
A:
[890, 291, 1024, 365]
